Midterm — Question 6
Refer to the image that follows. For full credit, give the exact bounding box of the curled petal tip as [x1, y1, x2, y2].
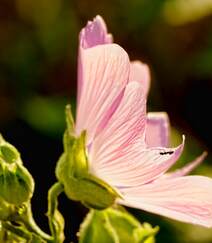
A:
[182, 134, 186, 143]
[172, 134, 185, 157]
[94, 15, 106, 26]
[177, 134, 185, 153]
[79, 15, 112, 49]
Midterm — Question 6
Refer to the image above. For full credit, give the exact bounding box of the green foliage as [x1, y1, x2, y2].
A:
[21, 96, 67, 137]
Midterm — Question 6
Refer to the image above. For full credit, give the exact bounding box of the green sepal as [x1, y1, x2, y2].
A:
[0, 136, 34, 205]
[0, 134, 22, 165]
[64, 174, 119, 210]
[78, 209, 118, 243]
[0, 196, 16, 220]
[56, 151, 119, 209]
[62, 106, 88, 177]
[56, 106, 120, 209]
[68, 130, 88, 178]
[0, 159, 34, 205]
[63, 105, 75, 153]
[65, 104, 74, 134]
[78, 208, 159, 243]
[133, 222, 159, 243]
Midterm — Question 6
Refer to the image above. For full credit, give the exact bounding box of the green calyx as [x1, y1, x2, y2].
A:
[0, 135, 22, 165]
[0, 135, 34, 205]
[56, 105, 119, 210]
[0, 196, 16, 220]
[78, 207, 159, 243]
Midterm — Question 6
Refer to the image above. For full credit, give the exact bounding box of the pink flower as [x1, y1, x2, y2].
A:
[75, 16, 212, 227]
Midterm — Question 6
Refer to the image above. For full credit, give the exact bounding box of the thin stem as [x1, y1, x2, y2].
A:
[16, 204, 53, 242]
[47, 182, 64, 243]
[6, 183, 64, 242]
[1, 221, 31, 241]
[48, 182, 64, 217]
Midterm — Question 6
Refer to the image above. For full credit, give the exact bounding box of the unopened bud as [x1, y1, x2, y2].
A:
[78, 208, 159, 243]
[0, 135, 34, 205]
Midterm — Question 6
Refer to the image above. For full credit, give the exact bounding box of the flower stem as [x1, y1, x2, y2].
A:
[48, 182, 64, 218]
[7, 183, 65, 242]
[1, 221, 31, 241]
[16, 204, 53, 242]
[47, 182, 65, 243]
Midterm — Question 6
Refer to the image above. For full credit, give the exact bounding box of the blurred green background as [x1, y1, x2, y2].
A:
[0, 0, 212, 242]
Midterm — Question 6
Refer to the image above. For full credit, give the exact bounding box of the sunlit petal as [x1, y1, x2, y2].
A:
[76, 44, 130, 144]
[163, 152, 207, 179]
[90, 81, 146, 171]
[119, 176, 212, 227]
[129, 61, 150, 95]
[94, 137, 184, 187]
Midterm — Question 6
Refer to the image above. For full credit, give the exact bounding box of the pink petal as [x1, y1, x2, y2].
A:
[76, 44, 130, 144]
[78, 15, 113, 105]
[119, 176, 212, 227]
[95, 136, 184, 187]
[129, 61, 150, 95]
[90, 81, 146, 172]
[79, 15, 113, 49]
[146, 112, 170, 147]
[163, 152, 207, 179]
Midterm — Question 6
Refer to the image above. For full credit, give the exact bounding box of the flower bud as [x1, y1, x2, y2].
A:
[0, 196, 16, 220]
[0, 135, 34, 205]
[56, 106, 119, 209]
[78, 208, 159, 243]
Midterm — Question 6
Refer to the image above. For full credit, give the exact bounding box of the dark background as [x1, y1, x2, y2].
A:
[0, 0, 212, 242]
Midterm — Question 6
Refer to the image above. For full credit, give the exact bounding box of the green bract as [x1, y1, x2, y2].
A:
[0, 135, 34, 205]
[56, 106, 120, 209]
[78, 207, 159, 243]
